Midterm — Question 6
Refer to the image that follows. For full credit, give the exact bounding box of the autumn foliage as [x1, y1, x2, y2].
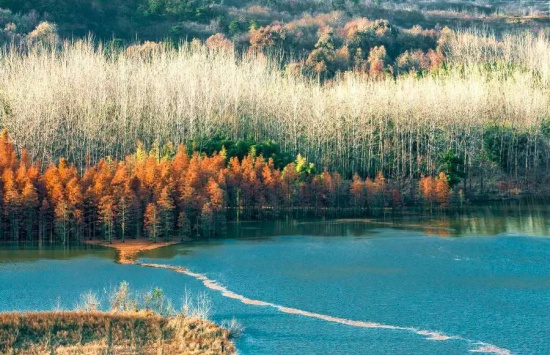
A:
[419, 173, 451, 208]
[0, 131, 453, 243]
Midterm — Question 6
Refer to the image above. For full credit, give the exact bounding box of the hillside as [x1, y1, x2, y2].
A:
[0, 0, 547, 44]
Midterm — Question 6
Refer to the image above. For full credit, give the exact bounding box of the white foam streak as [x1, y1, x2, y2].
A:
[139, 263, 512, 354]
[470, 344, 513, 355]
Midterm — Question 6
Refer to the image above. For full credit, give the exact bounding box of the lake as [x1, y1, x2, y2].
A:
[1, 206, 550, 354]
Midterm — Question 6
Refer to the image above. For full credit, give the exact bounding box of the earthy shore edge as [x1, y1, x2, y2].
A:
[84, 239, 182, 264]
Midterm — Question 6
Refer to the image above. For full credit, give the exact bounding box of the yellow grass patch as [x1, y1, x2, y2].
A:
[0, 311, 235, 354]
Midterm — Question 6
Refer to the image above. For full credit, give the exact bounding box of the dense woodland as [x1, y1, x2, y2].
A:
[0, 2, 547, 243]
[0, 131, 457, 243]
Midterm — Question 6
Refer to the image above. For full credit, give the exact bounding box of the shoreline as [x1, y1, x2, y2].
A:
[1, 240, 237, 354]
[84, 239, 184, 264]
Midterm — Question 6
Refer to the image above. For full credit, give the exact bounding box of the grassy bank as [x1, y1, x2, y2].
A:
[0, 282, 240, 354]
[0, 311, 235, 354]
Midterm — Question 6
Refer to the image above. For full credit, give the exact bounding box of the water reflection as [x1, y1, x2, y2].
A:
[224, 205, 550, 240]
[1, 205, 549, 263]
[0, 243, 116, 263]
[1, 205, 549, 354]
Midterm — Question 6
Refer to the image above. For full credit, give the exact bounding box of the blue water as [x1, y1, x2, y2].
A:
[1, 214, 550, 354]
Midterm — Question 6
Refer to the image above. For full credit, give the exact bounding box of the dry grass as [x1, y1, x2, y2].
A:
[0, 311, 235, 354]
[0, 29, 548, 177]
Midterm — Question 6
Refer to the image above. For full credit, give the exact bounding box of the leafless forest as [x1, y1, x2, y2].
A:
[0, 29, 548, 191]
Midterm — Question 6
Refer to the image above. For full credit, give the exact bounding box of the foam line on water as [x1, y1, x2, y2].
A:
[139, 262, 512, 355]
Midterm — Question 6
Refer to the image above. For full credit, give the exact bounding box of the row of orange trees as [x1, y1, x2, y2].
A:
[0, 132, 451, 243]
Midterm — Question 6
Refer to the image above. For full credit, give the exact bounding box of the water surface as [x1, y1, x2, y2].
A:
[1, 207, 549, 354]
